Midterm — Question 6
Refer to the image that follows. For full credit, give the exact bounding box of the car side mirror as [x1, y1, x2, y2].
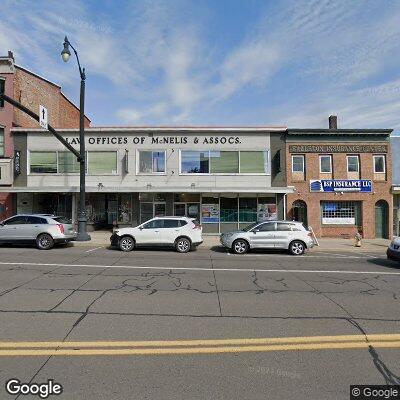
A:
[0, 222, 4, 227]
[252, 229, 259, 233]
[139, 227, 143, 230]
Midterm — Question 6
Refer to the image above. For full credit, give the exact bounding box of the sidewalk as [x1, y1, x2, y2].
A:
[72, 230, 391, 253]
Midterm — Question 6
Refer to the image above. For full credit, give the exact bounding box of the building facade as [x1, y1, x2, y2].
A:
[6, 127, 290, 234]
[286, 117, 393, 239]
[0, 52, 90, 220]
[391, 135, 400, 236]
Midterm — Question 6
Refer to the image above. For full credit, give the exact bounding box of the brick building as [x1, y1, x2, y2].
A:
[286, 116, 393, 239]
[0, 51, 90, 220]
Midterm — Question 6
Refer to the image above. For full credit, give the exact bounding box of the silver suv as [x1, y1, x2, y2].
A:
[0, 214, 76, 250]
[220, 220, 315, 255]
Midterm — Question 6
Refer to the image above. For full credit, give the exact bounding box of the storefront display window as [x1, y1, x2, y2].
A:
[117, 194, 132, 223]
[201, 197, 219, 223]
[88, 152, 117, 174]
[30, 152, 57, 173]
[210, 151, 239, 173]
[239, 198, 257, 222]
[220, 197, 238, 222]
[257, 197, 277, 221]
[321, 201, 361, 225]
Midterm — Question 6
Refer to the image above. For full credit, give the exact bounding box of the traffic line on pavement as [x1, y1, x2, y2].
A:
[1, 334, 400, 356]
[85, 247, 104, 253]
[0, 261, 398, 275]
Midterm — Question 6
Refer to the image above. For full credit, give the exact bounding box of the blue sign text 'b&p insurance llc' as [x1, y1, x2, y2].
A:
[310, 179, 373, 193]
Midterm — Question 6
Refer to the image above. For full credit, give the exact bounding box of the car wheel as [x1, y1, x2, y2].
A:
[36, 233, 54, 250]
[232, 239, 249, 254]
[176, 237, 191, 253]
[119, 236, 135, 252]
[289, 240, 305, 256]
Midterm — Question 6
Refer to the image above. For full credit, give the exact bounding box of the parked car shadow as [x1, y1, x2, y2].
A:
[210, 245, 289, 255]
[107, 245, 198, 253]
[367, 258, 400, 269]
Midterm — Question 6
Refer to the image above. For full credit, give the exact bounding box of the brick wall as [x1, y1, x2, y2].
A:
[286, 141, 393, 239]
[14, 67, 90, 128]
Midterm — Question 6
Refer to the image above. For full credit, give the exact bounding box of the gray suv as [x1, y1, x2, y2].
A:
[0, 214, 76, 250]
[220, 221, 315, 255]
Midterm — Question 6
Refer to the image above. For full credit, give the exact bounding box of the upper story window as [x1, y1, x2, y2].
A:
[373, 155, 386, 173]
[180, 150, 269, 174]
[87, 151, 117, 174]
[0, 78, 4, 108]
[319, 155, 332, 173]
[30, 152, 57, 173]
[347, 155, 359, 172]
[292, 155, 304, 173]
[58, 151, 80, 173]
[0, 128, 4, 157]
[30, 151, 117, 174]
[138, 150, 165, 174]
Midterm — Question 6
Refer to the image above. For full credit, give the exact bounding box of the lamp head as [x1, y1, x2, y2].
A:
[61, 36, 71, 62]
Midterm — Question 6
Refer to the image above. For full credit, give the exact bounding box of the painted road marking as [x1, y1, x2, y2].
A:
[0, 261, 398, 275]
[0, 334, 399, 356]
[85, 247, 104, 253]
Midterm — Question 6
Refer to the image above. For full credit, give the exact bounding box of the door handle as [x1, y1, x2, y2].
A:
[155, 230, 159, 233]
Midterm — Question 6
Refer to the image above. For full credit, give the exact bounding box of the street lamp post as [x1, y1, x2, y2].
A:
[61, 36, 90, 241]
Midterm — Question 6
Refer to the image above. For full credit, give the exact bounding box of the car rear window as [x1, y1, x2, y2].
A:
[276, 223, 293, 231]
[163, 219, 180, 228]
[52, 217, 72, 224]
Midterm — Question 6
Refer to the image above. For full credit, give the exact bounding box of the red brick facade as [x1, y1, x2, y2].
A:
[0, 52, 89, 220]
[286, 136, 393, 239]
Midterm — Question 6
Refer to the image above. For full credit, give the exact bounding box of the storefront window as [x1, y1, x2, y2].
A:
[240, 151, 268, 173]
[257, 197, 277, 221]
[117, 194, 132, 223]
[88, 152, 117, 174]
[58, 152, 79, 173]
[321, 201, 361, 225]
[30, 152, 57, 173]
[239, 198, 257, 222]
[201, 197, 219, 223]
[181, 151, 209, 173]
[210, 151, 239, 173]
[220, 197, 238, 222]
[138, 151, 165, 173]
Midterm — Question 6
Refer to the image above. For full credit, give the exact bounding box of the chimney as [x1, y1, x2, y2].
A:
[329, 115, 337, 130]
[8, 51, 14, 61]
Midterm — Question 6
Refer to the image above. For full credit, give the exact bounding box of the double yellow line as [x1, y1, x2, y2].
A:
[0, 334, 400, 356]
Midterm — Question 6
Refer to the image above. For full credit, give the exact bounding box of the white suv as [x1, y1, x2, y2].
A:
[110, 217, 203, 253]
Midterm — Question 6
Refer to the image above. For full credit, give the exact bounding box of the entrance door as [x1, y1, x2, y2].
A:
[375, 200, 389, 238]
[293, 200, 308, 227]
[107, 200, 118, 225]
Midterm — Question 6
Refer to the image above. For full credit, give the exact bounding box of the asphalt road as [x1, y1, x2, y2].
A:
[0, 244, 399, 400]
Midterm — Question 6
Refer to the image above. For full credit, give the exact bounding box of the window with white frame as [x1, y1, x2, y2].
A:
[319, 155, 332, 173]
[292, 155, 304, 173]
[87, 151, 118, 174]
[347, 155, 359, 172]
[321, 201, 359, 225]
[138, 151, 166, 173]
[30, 151, 117, 174]
[373, 155, 386, 173]
[180, 150, 269, 174]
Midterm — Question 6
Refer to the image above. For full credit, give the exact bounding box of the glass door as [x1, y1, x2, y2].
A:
[154, 202, 166, 217]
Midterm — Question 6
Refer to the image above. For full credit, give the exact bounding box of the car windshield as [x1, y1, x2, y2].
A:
[242, 222, 260, 232]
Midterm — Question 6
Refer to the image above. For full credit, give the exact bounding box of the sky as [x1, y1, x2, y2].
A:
[1, 0, 400, 133]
